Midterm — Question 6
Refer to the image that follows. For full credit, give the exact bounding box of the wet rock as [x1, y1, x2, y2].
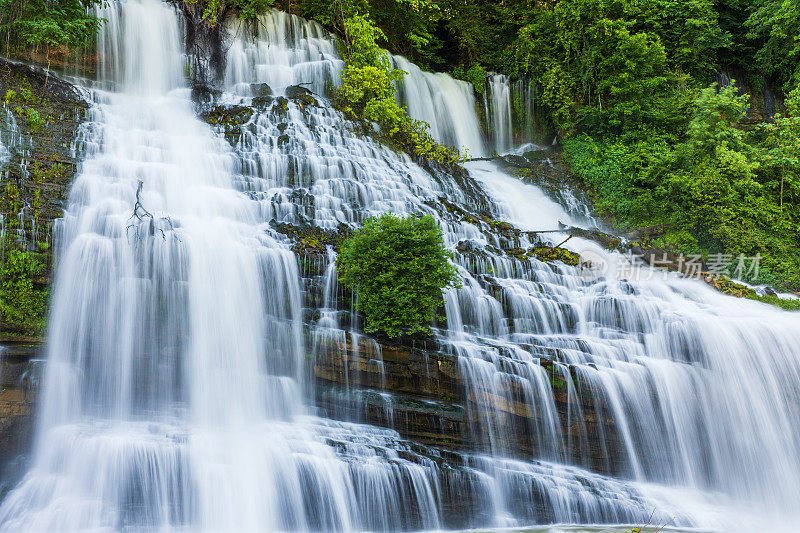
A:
[190, 83, 219, 104]
[285, 84, 311, 99]
[253, 95, 274, 108]
[200, 105, 253, 127]
[270, 96, 290, 117]
[270, 220, 352, 255]
[530, 245, 581, 266]
[250, 82, 273, 97]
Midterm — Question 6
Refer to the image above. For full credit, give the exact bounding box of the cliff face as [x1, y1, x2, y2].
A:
[0, 59, 89, 338]
[312, 336, 625, 476]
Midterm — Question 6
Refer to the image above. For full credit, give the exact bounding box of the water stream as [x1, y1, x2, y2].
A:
[0, 2, 798, 532]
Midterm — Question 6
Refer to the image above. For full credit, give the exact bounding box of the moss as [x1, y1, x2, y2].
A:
[746, 293, 800, 311]
[708, 276, 800, 311]
[201, 105, 253, 127]
[271, 221, 353, 255]
[0, 58, 88, 338]
[531, 246, 581, 266]
[506, 247, 528, 261]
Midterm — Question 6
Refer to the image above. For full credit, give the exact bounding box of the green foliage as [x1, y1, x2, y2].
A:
[756, 85, 800, 210]
[514, 0, 697, 137]
[628, 0, 731, 76]
[565, 83, 800, 291]
[0, 0, 102, 54]
[333, 9, 462, 164]
[452, 64, 487, 95]
[746, 0, 800, 91]
[191, 0, 275, 25]
[0, 248, 49, 335]
[336, 213, 459, 338]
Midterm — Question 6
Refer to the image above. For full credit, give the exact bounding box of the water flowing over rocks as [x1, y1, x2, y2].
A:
[0, 3, 799, 533]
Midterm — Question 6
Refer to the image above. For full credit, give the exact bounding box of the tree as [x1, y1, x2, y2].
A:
[0, 0, 102, 55]
[746, 0, 800, 91]
[336, 214, 459, 338]
[758, 85, 800, 210]
[662, 84, 760, 251]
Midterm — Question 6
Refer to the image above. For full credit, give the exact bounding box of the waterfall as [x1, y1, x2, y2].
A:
[391, 55, 486, 157]
[0, 2, 438, 531]
[1, 4, 800, 532]
[485, 73, 513, 154]
[224, 9, 343, 96]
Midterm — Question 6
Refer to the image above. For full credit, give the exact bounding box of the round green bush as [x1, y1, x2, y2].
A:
[336, 213, 460, 338]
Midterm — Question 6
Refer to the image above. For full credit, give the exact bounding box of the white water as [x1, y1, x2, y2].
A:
[225, 10, 342, 96]
[1, 4, 799, 533]
[485, 74, 514, 154]
[392, 55, 486, 156]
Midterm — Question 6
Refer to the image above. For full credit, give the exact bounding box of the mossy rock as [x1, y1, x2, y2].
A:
[250, 83, 273, 97]
[505, 247, 529, 261]
[272, 96, 290, 116]
[200, 105, 253, 127]
[531, 246, 581, 266]
[285, 84, 311, 99]
[271, 221, 353, 256]
[706, 276, 800, 310]
[253, 95, 274, 108]
[707, 276, 757, 298]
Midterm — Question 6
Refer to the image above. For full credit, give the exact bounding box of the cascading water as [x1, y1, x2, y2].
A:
[391, 55, 486, 156]
[224, 10, 343, 97]
[2, 3, 800, 533]
[0, 2, 439, 531]
[485, 73, 514, 154]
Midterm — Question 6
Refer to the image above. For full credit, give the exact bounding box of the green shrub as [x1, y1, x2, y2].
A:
[452, 64, 487, 95]
[0, 248, 49, 335]
[333, 11, 462, 166]
[336, 213, 459, 338]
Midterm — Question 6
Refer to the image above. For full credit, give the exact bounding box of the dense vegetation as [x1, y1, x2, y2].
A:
[0, 248, 49, 335]
[336, 214, 459, 338]
[290, 0, 800, 291]
[326, 4, 461, 164]
[0, 0, 102, 57]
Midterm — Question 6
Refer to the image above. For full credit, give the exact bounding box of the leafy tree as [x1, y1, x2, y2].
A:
[628, 0, 731, 77]
[195, 0, 275, 25]
[333, 9, 461, 164]
[0, 0, 102, 55]
[757, 86, 800, 210]
[369, 0, 443, 67]
[746, 0, 800, 91]
[336, 214, 459, 338]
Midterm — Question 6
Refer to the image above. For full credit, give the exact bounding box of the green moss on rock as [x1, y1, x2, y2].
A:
[531, 246, 581, 266]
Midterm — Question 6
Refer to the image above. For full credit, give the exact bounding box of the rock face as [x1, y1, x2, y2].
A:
[311, 333, 625, 476]
[0, 62, 86, 481]
[0, 59, 89, 337]
[0, 59, 88, 236]
[0, 343, 41, 494]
